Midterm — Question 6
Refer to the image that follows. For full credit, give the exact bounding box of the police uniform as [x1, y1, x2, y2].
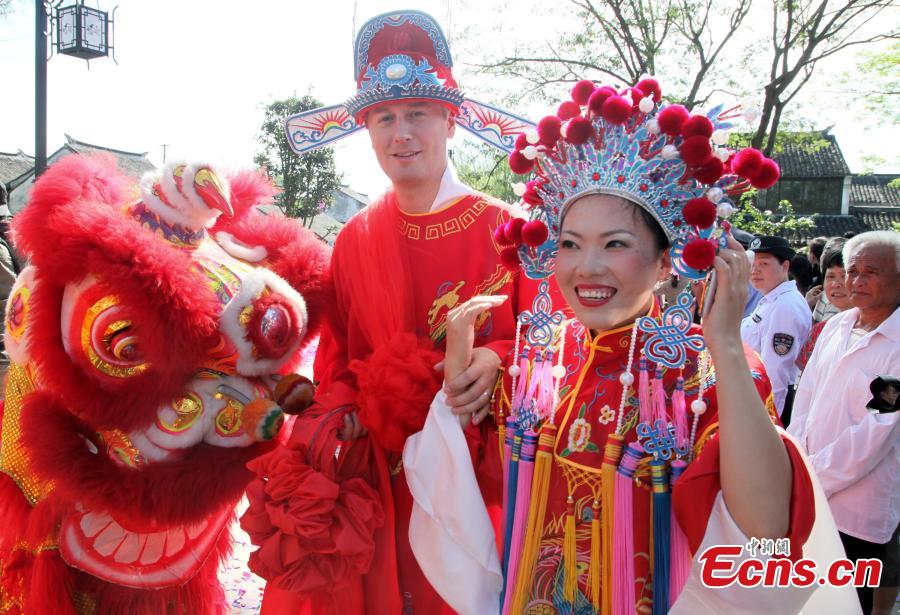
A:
[740, 236, 812, 417]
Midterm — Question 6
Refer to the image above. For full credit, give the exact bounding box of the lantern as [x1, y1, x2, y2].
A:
[57, 3, 109, 60]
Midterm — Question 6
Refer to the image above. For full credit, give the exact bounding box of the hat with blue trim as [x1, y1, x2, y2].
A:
[283, 10, 535, 156]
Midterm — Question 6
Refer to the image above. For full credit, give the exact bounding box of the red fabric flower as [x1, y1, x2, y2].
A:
[349, 334, 443, 453]
[241, 446, 385, 595]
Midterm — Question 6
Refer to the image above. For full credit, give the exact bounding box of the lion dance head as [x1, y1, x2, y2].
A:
[0, 154, 330, 614]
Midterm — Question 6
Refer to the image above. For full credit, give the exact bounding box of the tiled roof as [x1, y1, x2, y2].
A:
[63, 134, 155, 178]
[770, 131, 851, 178]
[785, 211, 899, 245]
[850, 174, 900, 207]
[0, 151, 35, 186]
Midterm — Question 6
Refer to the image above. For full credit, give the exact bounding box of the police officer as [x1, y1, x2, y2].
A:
[740, 235, 812, 420]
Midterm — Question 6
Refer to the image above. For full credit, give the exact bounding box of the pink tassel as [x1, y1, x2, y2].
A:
[651, 366, 667, 424]
[613, 442, 643, 615]
[672, 377, 688, 450]
[669, 460, 692, 608]
[536, 352, 556, 420]
[639, 357, 652, 424]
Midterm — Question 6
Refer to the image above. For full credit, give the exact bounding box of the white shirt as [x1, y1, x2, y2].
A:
[740, 280, 812, 415]
[430, 160, 471, 212]
[789, 307, 900, 543]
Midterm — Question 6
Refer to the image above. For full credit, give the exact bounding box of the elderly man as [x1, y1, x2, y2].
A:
[740, 235, 812, 417]
[789, 231, 900, 614]
[242, 10, 543, 615]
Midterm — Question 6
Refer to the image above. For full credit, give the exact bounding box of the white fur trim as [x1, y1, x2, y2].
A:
[219, 267, 308, 377]
[214, 232, 268, 263]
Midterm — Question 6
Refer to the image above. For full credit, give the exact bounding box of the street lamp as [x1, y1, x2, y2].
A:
[34, 0, 115, 177]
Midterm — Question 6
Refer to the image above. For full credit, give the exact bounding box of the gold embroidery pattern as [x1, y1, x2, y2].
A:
[399, 198, 489, 241]
[0, 363, 53, 505]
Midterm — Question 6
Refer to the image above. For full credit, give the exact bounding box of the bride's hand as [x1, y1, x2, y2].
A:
[701, 235, 749, 355]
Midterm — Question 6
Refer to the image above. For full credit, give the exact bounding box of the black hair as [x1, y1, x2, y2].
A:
[630, 202, 669, 254]
[807, 236, 827, 260]
[820, 237, 847, 272]
[789, 254, 814, 293]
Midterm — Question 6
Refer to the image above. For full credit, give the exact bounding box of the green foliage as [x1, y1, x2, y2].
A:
[254, 95, 341, 227]
[452, 140, 517, 203]
[892, 221, 900, 233]
[840, 42, 900, 128]
[733, 189, 816, 245]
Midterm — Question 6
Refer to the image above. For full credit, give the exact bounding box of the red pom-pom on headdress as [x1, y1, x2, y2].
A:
[731, 148, 764, 178]
[522, 186, 543, 206]
[500, 246, 521, 270]
[657, 104, 689, 136]
[682, 198, 718, 228]
[681, 115, 714, 139]
[557, 101, 581, 121]
[509, 150, 534, 175]
[494, 224, 512, 246]
[538, 116, 563, 146]
[521, 220, 549, 247]
[749, 159, 780, 189]
[679, 135, 713, 166]
[636, 78, 661, 102]
[587, 86, 616, 115]
[682, 238, 717, 270]
[514, 133, 528, 151]
[601, 96, 632, 124]
[565, 116, 594, 145]
[504, 218, 526, 245]
[693, 157, 725, 185]
[571, 80, 596, 105]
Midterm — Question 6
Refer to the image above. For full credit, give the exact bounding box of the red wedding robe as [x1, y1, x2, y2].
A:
[244, 192, 550, 614]
[492, 309, 816, 612]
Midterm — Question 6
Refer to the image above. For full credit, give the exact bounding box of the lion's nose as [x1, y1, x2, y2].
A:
[215, 384, 284, 442]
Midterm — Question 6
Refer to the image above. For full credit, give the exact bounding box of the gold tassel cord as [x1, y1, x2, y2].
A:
[589, 499, 602, 610]
[563, 495, 578, 604]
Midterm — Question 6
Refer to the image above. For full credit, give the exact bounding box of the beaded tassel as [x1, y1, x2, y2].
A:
[650, 459, 671, 615]
[563, 495, 578, 604]
[612, 442, 643, 615]
[672, 377, 688, 451]
[669, 460, 691, 608]
[501, 430, 537, 615]
[600, 433, 624, 615]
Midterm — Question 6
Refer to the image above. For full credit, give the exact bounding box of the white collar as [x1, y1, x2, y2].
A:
[839, 306, 900, 342]
[430, 159, 472, 212]
[762, 280, 797, 301]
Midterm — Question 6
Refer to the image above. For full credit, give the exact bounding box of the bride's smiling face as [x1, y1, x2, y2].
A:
[556, 195, 671, 331]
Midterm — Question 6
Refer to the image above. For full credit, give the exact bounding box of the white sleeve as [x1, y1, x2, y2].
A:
[758, 306, 810, 414]
[808, 410, 900, 497]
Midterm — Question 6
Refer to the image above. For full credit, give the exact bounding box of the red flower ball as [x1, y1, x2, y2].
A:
[571, 80, 596, 105]
[522, 186, 543, 206]
[750, 159, 781, 189]
[679, 135, 713, 166]
[682, 238, 717, 270]
[514, 133, 528, 151]
[538, 115, 563, 146]
[521, 220, 549, 247]
[682, 197, 718, 228]
[731, 148, 764, 178]
[566, 116, 594, 145]
[500, 245, 521, 270]
[681, 115, 714, 139]
[621, 86, 646, 107]
[601, 96, 633, 124]
[509, 150, 534, 175]
[657, 104, 689, 136]
[636, 78, 662, 102]
[504, 218, 526, 245]
[693, 157, 725, 185]
[557, 101, 581, 121]
[493, 224, 512, 246]
[587, 86, 616, 114]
